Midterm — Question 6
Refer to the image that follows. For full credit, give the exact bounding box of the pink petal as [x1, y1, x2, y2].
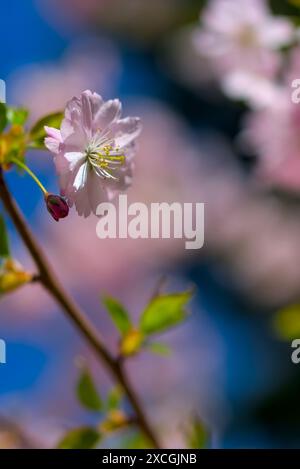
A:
[111, 117, 142, 148]
[87, 170, 108, 215]
[63, 124, 87, 150]
[44, 126, 62, 141]
[94, 99, 121, 131]
[45, 137, 61, 154]
[81, 91, 93, 138]
[44, 126, 62, 154]
[73, 184, 91, 218]
[89, 92, 104, 119]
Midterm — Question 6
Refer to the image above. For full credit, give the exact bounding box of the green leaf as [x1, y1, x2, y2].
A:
[77, 368, 102, 412]
[186, 417, 210, 449]
[58, 427, 100, 449]
[0, 215, 10, 258]
[273, 304, 300, 340]
[106, 386, 123, 411]
[103, 295, 132, 336]
[6, 107, 28, 126]
[29, 112, 63, 149]
[122, 431, 153, 449]
[0, 103, 8, 133]
[146, 342, 171, 356]
[140, 291, 193, 336]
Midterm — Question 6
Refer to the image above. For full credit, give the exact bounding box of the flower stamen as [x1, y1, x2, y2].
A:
[86, 142, 125, 180]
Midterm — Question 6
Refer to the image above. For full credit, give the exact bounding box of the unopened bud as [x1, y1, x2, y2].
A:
[45, 193, 69, 221]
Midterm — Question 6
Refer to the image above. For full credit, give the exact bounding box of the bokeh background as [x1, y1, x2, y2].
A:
[1, 0, 300, 449]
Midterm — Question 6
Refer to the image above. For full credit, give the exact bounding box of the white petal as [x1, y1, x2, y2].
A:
[64, 152, 86, 171]
[73, 161, 88, 191]
[258, 19, 294, 48]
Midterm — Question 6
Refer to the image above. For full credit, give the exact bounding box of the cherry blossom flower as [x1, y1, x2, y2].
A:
[242, 47, 300, 191]
[193, 0, 294, 101]
[45, 90, 142, 217]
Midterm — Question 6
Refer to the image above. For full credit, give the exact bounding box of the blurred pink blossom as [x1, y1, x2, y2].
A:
[221, 71, 283, 109]
[243, 47, 300, 190]
[193, 0, 294, 102]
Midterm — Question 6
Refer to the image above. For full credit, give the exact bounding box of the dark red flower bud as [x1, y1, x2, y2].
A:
[45, 193, 69, 222]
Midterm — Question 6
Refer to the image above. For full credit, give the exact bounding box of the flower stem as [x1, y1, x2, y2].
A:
[0, 169, 160, 449]
[11, 157, 47, 194]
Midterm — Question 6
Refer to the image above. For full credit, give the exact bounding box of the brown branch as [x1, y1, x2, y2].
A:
[0, 170, 160, 449]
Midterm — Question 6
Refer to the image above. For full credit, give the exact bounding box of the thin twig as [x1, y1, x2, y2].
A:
[150, 275, 167, 300]
[0, 170, 160, 448]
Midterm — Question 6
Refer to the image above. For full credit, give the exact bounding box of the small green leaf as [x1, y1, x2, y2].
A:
[103, 296, 132, 336]
[0, 103, 8, 133]
[106, 386, 123, 411]
[0, 215, 10, 258]
[186, 417, 210, 449]
[140, 291, 193, 336]
[77, 368, 102, 411]
[29, 112, 63, 148]
[58, 427, 100, 449]
[122, 431, 153, 449]
[146, 342, 171, 356]
[6, 107, 28, 126]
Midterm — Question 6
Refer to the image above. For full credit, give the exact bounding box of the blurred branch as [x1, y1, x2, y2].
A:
[0, 169, 160, 449]
[150, 275, 167, 300]
[31, 273, 41, 283]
